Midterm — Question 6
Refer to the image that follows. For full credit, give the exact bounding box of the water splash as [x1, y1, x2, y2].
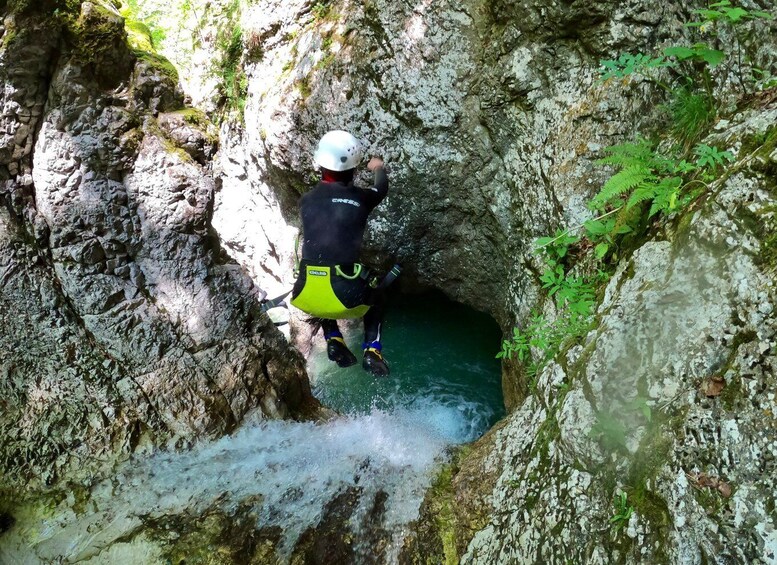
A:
[4, 292, 504, 563]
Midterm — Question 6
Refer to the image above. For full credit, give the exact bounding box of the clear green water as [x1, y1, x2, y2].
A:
[309, 291, 505, 442]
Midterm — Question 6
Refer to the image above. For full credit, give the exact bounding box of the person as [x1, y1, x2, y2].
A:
[290, 130, 390, 377]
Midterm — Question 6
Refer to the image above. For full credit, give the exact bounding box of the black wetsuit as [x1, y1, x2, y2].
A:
[293, 169, 389, 342]
[299, 168, 388, 263]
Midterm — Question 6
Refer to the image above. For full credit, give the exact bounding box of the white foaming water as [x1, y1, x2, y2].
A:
[126, 398, 472, 558]
[6, 301, 503, 563]
[9, 396, 483, 564]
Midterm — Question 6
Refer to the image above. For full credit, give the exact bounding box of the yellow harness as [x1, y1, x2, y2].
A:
[290, 264, 371, 319]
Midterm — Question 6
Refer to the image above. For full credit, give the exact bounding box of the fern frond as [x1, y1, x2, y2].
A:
[648, 178, 682, 217]
[626, 185, 658, 209]
[597, 139, 656, 168]
[590, 165, 653, 209]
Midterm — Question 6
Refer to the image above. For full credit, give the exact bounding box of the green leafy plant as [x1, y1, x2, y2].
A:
[751, 67, 777, 90]
[688, 0, 773, 28]
[627, 396, 653, 423]
[600, 53, 670, 81]
[589, 139, 689, 218]
[499, 4, 753, 389]
[662, 43, 725, 68]
[686, 1, 774, 92]
[667, 85, 716, 148]
[694, 143, 734, 170]
[498, 230, 599, 379]
[610, 492, 634, 529]
[534, 229, 579, 262]
[215, 1, 248, 118]
[312, 2, 332, 21]
[584, 215, 633, 260]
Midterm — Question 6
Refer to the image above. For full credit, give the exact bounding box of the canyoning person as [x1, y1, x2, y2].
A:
[290, 130, 393, 377]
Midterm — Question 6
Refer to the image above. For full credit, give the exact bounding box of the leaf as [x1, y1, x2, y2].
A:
[591, 165, 653, 209]
[535, 236, 555, 248]
[664, 46, 696, 60]
[700, 375, 726, 397]
[698, 47, 726, 67]
[626, 185, 657, 209]
[584, 219, 609, 236]
[595, 242, 609, 259]
[751, 11, 774, 20]
[693, 8, 724, 21]
[723, 7, 748, 22]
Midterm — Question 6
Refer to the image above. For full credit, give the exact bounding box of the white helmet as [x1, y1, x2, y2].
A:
[313, 130, 362, 171]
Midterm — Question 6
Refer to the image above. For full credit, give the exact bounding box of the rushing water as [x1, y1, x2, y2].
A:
[2, 292, 504, 564]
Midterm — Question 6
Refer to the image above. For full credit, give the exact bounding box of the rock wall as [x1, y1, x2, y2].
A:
[165, 0, 776, 384]
[0, 0, 318, 492]
[165, 0, 777, 562]
[411, 109, 777, 564]
[2, 0, 777, 563]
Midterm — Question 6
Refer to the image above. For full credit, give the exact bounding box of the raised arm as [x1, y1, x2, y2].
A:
[365, 157, 389, 208]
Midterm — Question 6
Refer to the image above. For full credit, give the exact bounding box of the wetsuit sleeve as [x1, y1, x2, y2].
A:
[363, 167, 389, 210]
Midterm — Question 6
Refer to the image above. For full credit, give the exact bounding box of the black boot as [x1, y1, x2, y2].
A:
[362, 343, 389, 377]
[327, 337, 357, 367]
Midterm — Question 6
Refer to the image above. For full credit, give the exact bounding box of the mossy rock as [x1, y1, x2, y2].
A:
[4, 0, 80, 17]
[401, 428, 503, 564]
[67, 1, 134, 88]
[132, 49, 179, 83]
[125, 19, 154, 52]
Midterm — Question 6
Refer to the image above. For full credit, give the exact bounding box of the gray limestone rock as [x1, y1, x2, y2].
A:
[425, 110, 777, 564]
[0, 1, 319, 494]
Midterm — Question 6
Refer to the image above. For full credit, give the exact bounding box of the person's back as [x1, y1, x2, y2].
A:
[290, 131, 391, 377]
[300, 169, 388, 265]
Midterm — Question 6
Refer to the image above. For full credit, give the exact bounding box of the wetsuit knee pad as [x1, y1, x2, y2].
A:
[291, 265, 371, 319]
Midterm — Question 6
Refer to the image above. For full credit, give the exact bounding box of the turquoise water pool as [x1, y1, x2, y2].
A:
[309, 291, 505, 443]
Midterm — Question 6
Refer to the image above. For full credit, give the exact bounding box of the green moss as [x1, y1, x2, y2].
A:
[315, 50, 336, 71]
[172, 108, 209, 127]
[715, 330, 756, 411]
[311, 1, 339, 24]
[297, 75, 312, 98]
[125, 19, 154, 52]
[760, 229, 777, 269]
[402, 445, 477, 565]
[7, 0, 79, 16]
[692, 485, 726, 515]
[132, 49, 178, 82]
[739, 125, 777, 158]
[430, 464, 459, 565]
[69, 2, 125, 65]
[160, 137, 193, 163]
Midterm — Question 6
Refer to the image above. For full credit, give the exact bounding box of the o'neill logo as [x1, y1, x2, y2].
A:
[332, 198, 360, 207]
[309, 269, 328, 276]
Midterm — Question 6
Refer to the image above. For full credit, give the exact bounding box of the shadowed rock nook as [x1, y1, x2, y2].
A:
[1, 0, 777, 563]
